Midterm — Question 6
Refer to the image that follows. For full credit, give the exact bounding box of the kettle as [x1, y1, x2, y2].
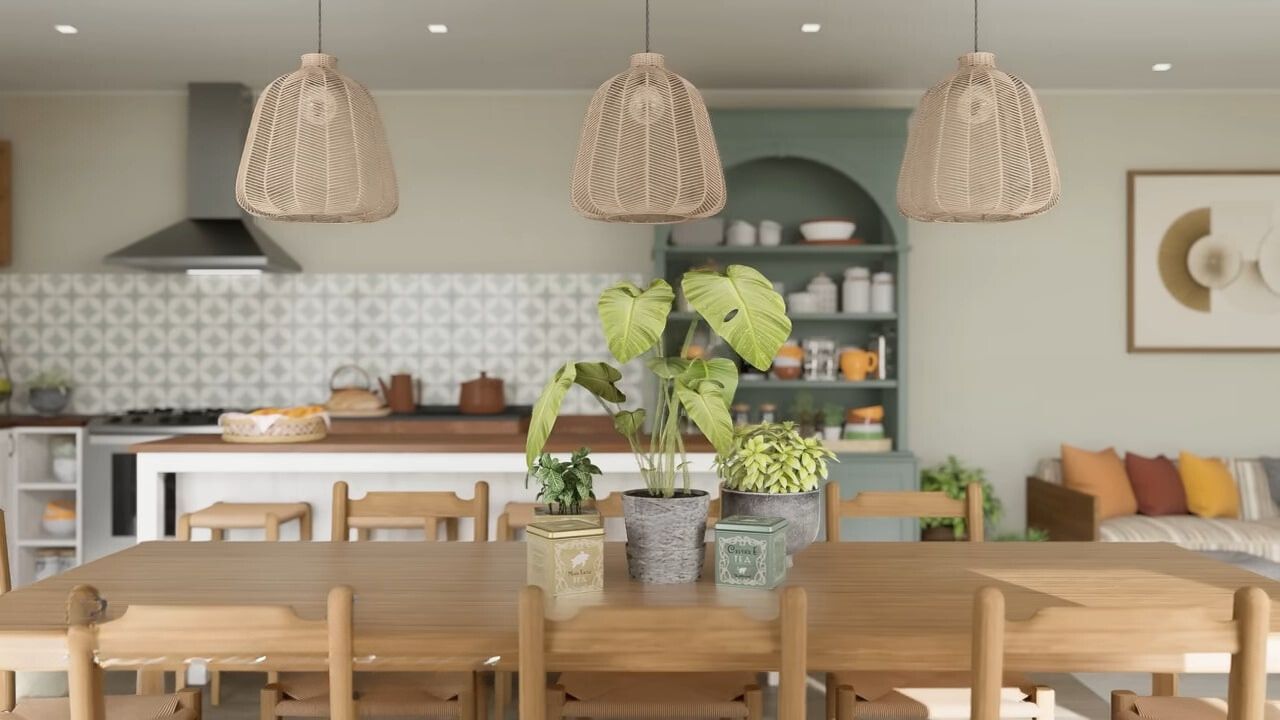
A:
[459, 372, 505, 415]
[378, 373, 416, 414]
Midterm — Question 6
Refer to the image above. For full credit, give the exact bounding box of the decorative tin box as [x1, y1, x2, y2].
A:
[526, 518, 605, 595]
[715, 515, 789, 589]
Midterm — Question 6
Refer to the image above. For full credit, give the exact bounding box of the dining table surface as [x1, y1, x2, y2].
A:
[0, 540, 1277, 674]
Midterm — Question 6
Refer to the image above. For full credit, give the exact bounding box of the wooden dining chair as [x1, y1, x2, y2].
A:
[518, 584, 807, 720]
[175, 501, 312, 705]
[824, 482, 984, 543]
[496, 501, 540, 541]
[57, 583, 348, 720]
[330, 480, 489, 542]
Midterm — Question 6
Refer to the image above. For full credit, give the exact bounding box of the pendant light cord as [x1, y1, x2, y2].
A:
[317, 0, 323, 53]
[973, 0, 979, 52]
[644, 0, 651, 52]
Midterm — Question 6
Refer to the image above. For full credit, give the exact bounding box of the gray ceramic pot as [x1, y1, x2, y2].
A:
[719, 485, 821, 555]
[621, 488, 709, 584]
[28, 387, 70, 415]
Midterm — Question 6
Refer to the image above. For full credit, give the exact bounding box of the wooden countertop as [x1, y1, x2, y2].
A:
[130, 431, 713, 454]
[0, 415, 90, 429]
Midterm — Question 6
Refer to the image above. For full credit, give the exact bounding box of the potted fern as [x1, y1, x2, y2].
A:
[525, 265, 790, 583]
[528, 447, 602, 522]
[919, 456, 1002, 541]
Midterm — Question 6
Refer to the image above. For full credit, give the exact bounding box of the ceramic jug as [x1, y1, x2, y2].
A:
[840, 348, 879, 382]
[378, 373, 416, 414]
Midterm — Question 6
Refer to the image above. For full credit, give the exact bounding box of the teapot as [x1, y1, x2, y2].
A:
[378, 373, 416, 414]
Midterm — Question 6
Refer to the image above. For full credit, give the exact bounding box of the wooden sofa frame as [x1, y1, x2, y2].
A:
[1025, 476, 1100, 541]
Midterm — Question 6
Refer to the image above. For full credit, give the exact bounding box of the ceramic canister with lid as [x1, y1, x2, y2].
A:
[842, 267, 871, 314]
[526, 518, 605, 596]
[871, 272, 895, 313]
[807, 273, 839, 313]
[715, 515, 789, 589]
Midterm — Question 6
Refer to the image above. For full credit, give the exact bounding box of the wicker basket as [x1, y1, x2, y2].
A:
[220, 415, 328, 444]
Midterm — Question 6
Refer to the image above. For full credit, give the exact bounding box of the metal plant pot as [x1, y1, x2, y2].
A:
[719, 485, 821, 555]
[28, 387, 70, 416]
[621, 488, 710, 584]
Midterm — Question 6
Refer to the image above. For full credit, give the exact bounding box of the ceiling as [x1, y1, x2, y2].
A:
[2, 0, 1278, 92]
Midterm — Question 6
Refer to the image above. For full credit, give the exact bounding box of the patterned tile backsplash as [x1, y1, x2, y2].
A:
[0, 273, 646, 415]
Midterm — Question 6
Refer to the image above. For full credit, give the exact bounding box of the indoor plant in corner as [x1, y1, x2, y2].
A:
[715, 421, 837, 554]
[528, 447, 602, 523]
[919, 456, 1003, 541]
[525, 266, 790, 583]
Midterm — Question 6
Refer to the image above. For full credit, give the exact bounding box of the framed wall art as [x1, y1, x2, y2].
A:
[1128, 170, 1280, 352]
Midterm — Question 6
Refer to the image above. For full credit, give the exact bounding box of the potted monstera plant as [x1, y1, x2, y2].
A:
[525, 265, 790, 584]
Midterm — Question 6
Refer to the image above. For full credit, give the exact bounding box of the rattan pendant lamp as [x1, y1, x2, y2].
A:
[569, 0, 725, 224]
[236, 0, 398, 223]
[897, 0, 1060, 222]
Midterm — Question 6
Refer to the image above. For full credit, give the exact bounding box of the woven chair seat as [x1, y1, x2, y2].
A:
[1124, 696, 1280, 720]
[556, 671, 754, 718]
[187, 502, 309, 529]
[3, 694, 193, 720]
[853, 691, 1041, 720]
[273, 671, 466, 718]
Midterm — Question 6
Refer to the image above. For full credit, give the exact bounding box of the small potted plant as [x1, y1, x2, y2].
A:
[527, 447, 602, 523]
[821, 403, 845, 441]
[714, 421, 837, 554]
[919, 456, 1002, 541]
[789, 392, 817, 438]
[27, 370, 72, 416]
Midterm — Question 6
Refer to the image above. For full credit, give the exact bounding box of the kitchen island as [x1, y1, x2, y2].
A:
[131, 432, 719, 542]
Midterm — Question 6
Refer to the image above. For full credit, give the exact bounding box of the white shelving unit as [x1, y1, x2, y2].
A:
[5, 427, 84, 586]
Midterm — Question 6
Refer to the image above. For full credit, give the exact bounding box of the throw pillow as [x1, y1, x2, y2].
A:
[1258, 457, 1280, 511]
[1179, 451, 1240, 519]
[1061, 444, 1138, 520]
[1124, 453, 1188, 516]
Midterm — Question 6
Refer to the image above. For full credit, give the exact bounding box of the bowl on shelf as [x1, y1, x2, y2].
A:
[670, 218, 725, 247]
[799, 218, 857, 242]
[42, 500, 76, 537]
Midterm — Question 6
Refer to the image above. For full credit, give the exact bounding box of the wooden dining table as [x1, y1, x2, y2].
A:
[0, 540, 1278, 675]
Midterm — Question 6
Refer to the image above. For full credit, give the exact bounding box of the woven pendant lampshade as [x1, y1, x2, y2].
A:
[897, 51, 1060, 223]
[236, 52, 398, 223]
[570, 52, 726, 224]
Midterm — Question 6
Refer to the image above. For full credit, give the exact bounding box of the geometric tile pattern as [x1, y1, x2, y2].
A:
[0, 273, 646, 415]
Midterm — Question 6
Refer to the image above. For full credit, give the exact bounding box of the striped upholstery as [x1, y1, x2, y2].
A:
[3, 694, 191, 720]
[1231, 459, 1277, 521]
[1127, 696, 1280, 719]
[273, 672, 465, 719]
[854, 689, 1044, 719]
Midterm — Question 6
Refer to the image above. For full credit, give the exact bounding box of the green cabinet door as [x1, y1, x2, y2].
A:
[823, 452, 918, 541]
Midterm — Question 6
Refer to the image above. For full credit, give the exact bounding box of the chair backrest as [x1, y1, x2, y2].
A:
[65, 584, 353, 720]
[496, 502, 540, 541]
[331, 481, 489, 542]
[970, 585, 1269, 720]
[824, 483, 983, 542]
[0, 509, 11, 712]
[517, 584, 807, 720]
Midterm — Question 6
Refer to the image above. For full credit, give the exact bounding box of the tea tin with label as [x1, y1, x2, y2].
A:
[526, 518, 605, 595]
[714, 515, 789, 589]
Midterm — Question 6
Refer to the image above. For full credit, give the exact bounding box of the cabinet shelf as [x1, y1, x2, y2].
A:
[16, 482, 77, 491]
[663, 244, 904, 257]
[17, 538, 77, 549]
[736, 379, 897, 389]
[669, 311, 895, 322]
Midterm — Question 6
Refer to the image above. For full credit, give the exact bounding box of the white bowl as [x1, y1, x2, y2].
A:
[799, 219, 856, 242]
[42, 518, 75, 537]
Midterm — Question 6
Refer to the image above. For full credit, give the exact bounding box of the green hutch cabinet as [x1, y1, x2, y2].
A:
[653, 109, 918, 541]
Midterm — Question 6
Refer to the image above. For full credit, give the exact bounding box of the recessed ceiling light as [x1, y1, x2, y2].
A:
[800, 23, 822, 33]
[53, 24, 79, 35]
[1151, 62, 1173, 72]
[427, 24, 448, 34]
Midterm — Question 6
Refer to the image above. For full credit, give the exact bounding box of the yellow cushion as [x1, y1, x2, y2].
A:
[1179, 452, 1240, 519]
[1061, 444, 1138, 520]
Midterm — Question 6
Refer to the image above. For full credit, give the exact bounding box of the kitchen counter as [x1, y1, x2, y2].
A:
[0, 415, 90, 429]
[130, 431, 712, 454]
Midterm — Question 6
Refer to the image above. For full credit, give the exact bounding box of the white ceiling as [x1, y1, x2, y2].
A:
[1, 0, 1278, 92]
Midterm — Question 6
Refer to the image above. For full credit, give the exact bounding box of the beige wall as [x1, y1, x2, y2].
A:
[5, 89, 1280, 529]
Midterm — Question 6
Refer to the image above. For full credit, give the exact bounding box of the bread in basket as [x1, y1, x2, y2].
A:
[220, 405, 329, 444]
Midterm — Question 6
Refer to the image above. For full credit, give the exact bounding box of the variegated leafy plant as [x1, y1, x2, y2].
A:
[714, 422, 837, 494]
[525, 265, 791, 498]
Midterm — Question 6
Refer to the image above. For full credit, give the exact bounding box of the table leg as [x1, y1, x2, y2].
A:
[1152, 673, 1178, 696]
[135, 457, 166, 542]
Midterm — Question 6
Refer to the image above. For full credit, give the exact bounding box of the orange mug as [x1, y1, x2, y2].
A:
[840, 349, 879, 381]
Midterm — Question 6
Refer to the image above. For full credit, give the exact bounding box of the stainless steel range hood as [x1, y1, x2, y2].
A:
[105, 83, 300, 273]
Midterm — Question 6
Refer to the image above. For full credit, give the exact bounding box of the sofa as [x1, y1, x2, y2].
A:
[1027, 458, 1280, 562]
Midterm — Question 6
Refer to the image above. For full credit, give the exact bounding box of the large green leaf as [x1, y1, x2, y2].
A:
[674, 378, 735, 456]
[525, 362, 576, 470]
[679, 358, 738, 409]
[597, 279, 675, 363]
[612, 409, 647, 437]
[682, 265, 791, 371]
[645, 357, 689, 379]
[573, 362, 625, 403]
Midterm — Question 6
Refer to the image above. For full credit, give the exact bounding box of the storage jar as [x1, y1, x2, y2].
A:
[715, 515, 789, 589]
[871, 272, 895, 313]
[526, 518, 605, 596]
[842, 267, 871, 314]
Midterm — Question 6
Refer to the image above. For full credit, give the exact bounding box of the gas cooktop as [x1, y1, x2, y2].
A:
[88, 407, 235, 435]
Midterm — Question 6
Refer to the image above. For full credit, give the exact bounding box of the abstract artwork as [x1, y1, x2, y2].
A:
[1128, 171, 1280, 351]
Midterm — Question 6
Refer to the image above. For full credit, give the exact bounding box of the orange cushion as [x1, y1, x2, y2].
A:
[1179, 451, 1240, 519]
[1060, 444, 1138, 520]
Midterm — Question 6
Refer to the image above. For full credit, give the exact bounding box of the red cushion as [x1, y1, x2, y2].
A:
[1124, 452, 1189, 516]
